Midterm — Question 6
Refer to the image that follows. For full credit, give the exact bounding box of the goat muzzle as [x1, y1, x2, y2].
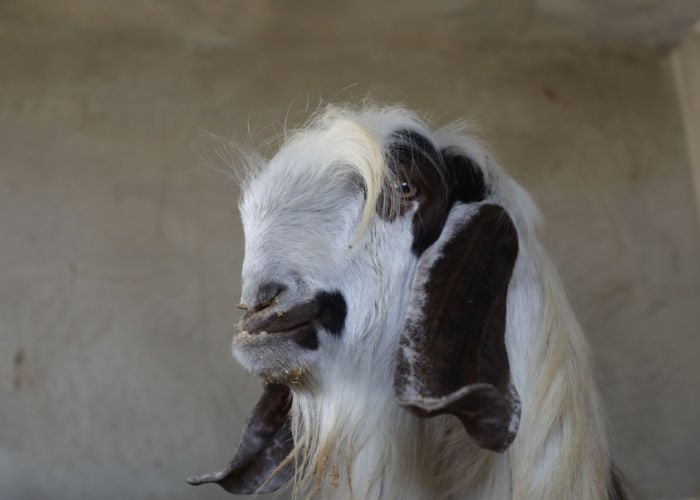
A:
[238, 299, 321, 335]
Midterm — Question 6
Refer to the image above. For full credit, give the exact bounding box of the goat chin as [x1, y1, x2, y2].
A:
[231, 329, 315, 385]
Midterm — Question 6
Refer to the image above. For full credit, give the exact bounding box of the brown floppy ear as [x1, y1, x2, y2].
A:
[188, 383, 293, 494]
[394, 201, 521, 452]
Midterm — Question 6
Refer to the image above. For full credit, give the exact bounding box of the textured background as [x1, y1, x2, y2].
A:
[1, 2, 700, 499]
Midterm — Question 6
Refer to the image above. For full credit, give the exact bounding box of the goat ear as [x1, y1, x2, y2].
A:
[188, 383, 293, 494]
[394, 203, 521, 452]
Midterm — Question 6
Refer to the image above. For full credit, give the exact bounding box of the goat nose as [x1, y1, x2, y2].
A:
[247, 282, 287, 312]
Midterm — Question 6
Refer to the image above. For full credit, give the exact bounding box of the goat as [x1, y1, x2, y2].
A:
[188, 105, 625, 499]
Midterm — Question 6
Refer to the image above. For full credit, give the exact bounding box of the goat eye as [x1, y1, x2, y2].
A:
[398, 181, 417, 199]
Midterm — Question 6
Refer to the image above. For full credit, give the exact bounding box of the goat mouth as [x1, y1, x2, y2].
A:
[233, 298, 323, 352]
[234, 290, 347, 346]
[239, 300, 321, 336]
[238, 321, 316, 339]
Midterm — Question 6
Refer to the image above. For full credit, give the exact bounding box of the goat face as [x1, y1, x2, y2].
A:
[189, 110, 522, 494]
[232, 118, 402, 383]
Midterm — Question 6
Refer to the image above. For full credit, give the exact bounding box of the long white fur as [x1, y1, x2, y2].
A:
[236, 105, 612, 499]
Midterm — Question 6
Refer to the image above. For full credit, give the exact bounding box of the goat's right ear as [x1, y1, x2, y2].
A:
[394, 201, 521, 452]
[187, 383, 293, 494]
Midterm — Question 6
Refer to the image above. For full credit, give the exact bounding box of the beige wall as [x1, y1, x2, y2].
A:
[674, 30, 700, 224]
[1, 3, 699, 500]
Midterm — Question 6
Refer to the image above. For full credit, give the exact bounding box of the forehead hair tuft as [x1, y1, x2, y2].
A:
[310, 116, 388, 240]
[241, 104, 451, 240]
[298, 105, 437, 239]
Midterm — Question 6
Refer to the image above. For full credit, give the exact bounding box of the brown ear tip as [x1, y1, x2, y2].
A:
[396, 383, 520, 453]
[473, 426, 517, 453]
[186, 472, 222, 486]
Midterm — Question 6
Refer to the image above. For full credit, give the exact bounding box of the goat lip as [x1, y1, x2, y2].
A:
[242, 320, 313, 335]
[239, 300, 321, 335]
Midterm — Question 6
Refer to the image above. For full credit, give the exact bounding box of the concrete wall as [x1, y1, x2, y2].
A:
[1, 4, 700, 500]
[674, 29, 700, 223]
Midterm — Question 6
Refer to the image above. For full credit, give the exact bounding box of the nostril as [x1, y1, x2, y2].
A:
[251, 282, 287, 312]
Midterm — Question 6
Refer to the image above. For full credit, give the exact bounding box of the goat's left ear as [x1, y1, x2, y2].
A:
[394, 201, 521, 452]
